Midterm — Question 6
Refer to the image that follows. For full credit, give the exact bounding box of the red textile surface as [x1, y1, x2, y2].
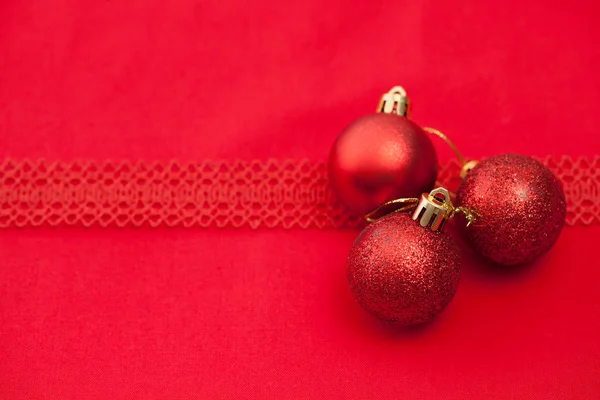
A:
[1, 1, 599, 399]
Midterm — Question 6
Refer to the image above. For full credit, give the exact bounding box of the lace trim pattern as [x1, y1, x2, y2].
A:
[0, 157, 597, 228]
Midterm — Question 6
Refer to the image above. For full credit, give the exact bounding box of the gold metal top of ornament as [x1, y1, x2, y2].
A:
[412, 188, 453, 231]
[364, 186, 481, 231]
[377, 86, 411, 118]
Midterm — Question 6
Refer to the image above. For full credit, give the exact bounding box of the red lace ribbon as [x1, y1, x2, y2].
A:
[0, 157, 597, 228]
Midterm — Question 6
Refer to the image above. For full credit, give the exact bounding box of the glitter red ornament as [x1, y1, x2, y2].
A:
[329, 87, 438, 215]
[347, 188, 463, 325]
[457, 154, 567, 266]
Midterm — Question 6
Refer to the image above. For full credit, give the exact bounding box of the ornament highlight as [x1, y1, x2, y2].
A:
[457, 154, 567, 266]
[329, 87, 438, 215]
[347, 187, 464, 326]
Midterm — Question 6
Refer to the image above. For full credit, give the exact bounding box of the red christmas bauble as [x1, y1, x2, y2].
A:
[329, 113, 438, 215]
[347, 212, 460, 325]
[457, 154, 567, 266]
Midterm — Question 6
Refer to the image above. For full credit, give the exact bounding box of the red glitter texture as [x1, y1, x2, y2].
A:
[329, 113, 438, 215]
[347, 212, 460, 325]
[457, 154, 567, 266]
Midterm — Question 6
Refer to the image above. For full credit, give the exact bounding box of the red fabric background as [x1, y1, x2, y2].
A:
[1, 1, 599, 398]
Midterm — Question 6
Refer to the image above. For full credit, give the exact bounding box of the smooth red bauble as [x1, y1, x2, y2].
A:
[329, 113, 438, 215]
[347, 212, 460, 326]
[457, 154, 567, 266]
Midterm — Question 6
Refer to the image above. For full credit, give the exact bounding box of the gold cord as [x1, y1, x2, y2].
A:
[452, 206, 481, 227]
[364, 198, 419, 223]
[423, 127, 478, 179]
[423, 127, 467, 166]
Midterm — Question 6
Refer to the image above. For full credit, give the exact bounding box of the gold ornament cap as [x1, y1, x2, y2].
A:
[412, 188, 454, 232]
[377, 86, 411, 118]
